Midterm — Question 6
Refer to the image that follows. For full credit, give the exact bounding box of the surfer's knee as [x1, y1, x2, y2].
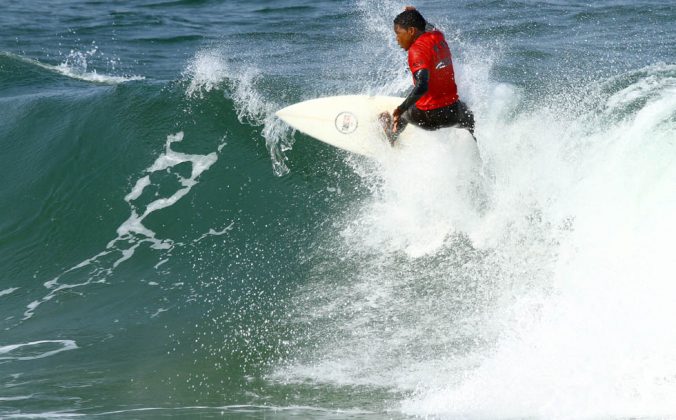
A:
[459, 103, 475, 135]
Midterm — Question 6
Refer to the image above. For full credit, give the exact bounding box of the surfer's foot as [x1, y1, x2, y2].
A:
[378, 112, 395, 145]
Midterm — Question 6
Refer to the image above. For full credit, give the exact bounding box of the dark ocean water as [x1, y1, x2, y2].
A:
[1, 0, 675, 418]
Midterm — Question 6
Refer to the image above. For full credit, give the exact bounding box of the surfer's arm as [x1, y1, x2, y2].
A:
[395, 69, 429, 116]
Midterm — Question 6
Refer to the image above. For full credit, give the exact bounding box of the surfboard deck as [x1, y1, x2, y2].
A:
[275, 95, 476, 159]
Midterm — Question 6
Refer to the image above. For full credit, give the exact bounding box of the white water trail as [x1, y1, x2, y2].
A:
[0, 340, 78, 362]
[23, 132, 220, 320]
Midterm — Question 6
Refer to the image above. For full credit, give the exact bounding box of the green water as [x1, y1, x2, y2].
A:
[1, 0, 675, 418]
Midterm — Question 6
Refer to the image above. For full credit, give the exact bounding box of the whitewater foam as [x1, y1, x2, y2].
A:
[397, 63, 676, 418]
[193, 222, 235, 243]
[342, 131, 485, 258]
[0, 340, 78, 362]
[0, 287, 19, 298]
[116, 132, 218, 243]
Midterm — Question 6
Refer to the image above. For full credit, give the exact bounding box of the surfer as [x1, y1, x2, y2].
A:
[380, 8, 475, 143]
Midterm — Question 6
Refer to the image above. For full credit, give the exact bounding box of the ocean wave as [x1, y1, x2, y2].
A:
[23, 131, 222, 321]
[182, 48, 294, 176]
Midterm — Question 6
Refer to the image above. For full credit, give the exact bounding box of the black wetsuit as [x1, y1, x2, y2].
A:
[396, 69, 475, 137]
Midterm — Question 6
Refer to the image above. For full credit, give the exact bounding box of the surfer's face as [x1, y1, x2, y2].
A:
[394, 24, 418, 51]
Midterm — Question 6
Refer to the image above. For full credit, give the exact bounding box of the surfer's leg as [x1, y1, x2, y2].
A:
[422, 101, 476, 139]
[394, 106, 424, 134]
[394, 109, 412, 134]
[384, 106, 439, 144]
[455, 101, 476, 136]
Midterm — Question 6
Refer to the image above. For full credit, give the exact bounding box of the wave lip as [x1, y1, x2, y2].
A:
[51, 62, 145, 84]
[182, 48, 294, 176]
[1, 51, 144, 84]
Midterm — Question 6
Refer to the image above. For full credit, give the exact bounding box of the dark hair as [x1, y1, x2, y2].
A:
[393, 10, 426, 31]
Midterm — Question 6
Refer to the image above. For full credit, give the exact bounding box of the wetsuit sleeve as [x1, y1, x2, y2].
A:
[396, 69, 429, 114]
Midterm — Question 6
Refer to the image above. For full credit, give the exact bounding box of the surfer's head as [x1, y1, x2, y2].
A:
[393, 9, 426, 50]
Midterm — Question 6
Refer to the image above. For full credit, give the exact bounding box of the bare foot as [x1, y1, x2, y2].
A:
[378, 112, 395, 145]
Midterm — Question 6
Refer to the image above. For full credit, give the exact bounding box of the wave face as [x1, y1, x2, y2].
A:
[1, 0, 674, 418]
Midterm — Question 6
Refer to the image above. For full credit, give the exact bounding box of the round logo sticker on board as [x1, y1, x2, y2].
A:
[335, 111, 358, 134]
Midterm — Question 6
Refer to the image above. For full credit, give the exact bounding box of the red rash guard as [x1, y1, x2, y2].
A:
[407, 30, 459, 111]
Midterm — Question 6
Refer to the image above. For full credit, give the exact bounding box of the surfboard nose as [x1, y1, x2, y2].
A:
[273, 95, 405, 157]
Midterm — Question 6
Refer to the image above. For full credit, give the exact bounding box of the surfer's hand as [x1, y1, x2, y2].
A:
[392, 108, 402, 134]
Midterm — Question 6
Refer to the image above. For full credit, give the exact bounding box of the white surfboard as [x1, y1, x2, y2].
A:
[275, 95, 477, 159]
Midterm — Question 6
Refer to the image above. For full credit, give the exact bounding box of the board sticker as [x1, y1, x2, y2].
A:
[335, 111, 358, 134]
